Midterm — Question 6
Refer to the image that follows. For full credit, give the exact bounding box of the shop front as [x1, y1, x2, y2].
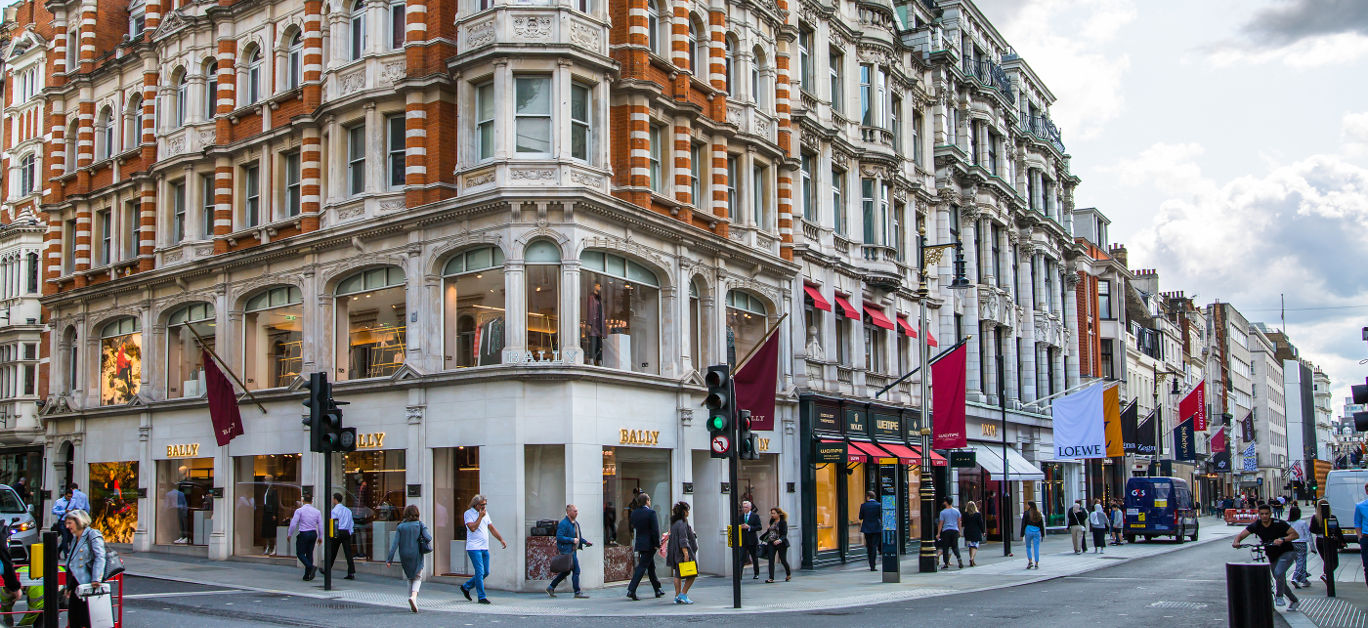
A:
[156, 451, 215, 547]
[959, 442, 1044, 541]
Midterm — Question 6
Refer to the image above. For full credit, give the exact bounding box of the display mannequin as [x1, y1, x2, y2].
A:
[587, 283, 606, 365]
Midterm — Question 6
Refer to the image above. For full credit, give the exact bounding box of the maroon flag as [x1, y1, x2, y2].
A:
[734, 328, 781, 431]
[931, 342, 967, 449]
[203, 350, 245, 447]
[1180, 380, 1207, 431]
[1210, 426, 1226, 453]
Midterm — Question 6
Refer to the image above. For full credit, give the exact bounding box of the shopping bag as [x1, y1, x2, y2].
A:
[676, 560, 697, 578]
[78, 583, 114, 628]
[657, 532, 670, 558]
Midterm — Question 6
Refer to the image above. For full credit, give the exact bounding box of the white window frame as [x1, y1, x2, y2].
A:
[18, 154, 34, 197]
[175, 71, 188, 126]
[689, 143, 702, 206]
[242, 162, 260, 228]
[390, 0, 406, 49]
[171, 179, 186, 243]
[350, 0, 367, 60]
[283, 151, 302, 217]
[97, 209, 111, 266]
[514, 76, 553, 156]
[647, 0, 661, 56]
[570, 82, 591, 162]
[246, 48, 263, 104]
[386, 113, 406, 189]
[200, 173, 215, 238]
[649, 124, 664, 194]
[347, 124, 366, 197]
[287, 32, 303, 90]
[476, 81, 495, 161]
[204, 61, 219, 120]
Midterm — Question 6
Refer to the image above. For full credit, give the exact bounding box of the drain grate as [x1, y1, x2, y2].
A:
[1148, 601, 1210, 610]
[1297, 597, 1368, 628]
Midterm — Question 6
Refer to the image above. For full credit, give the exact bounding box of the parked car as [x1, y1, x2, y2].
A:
[1123, 476, 1199, 543]
[0, 485, 38, 561]
[1324, 469, 1368, 545]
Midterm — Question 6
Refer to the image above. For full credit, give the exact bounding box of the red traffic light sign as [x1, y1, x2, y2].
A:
[711, 434, 731, 455]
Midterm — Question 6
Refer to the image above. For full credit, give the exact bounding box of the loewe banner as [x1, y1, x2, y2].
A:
[1052, 383, 1106, 459]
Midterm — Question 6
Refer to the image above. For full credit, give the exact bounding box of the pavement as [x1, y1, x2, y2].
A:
[121, 516, 1245, 617]
[1278, 537, 1368, 628]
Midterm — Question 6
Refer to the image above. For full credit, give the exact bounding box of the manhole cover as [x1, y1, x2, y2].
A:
[1148, 601, 1209, 610]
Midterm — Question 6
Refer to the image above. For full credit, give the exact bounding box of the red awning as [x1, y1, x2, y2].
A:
[923, 326, 938, 348]
[895, 315, 917, 338]
[849, 440, 896, 461]
[909, 446, 949, 466]
[863, 305, 895, 330]
[833, 295, 859, 319]
[878, 442, 919, 464]
[803, 284, 832, 312]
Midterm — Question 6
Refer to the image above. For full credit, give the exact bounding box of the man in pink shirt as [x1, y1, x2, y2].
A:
[289, 495, 324, 581]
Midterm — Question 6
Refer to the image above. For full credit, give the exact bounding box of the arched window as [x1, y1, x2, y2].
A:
[752, 47, 768, 109]
[580, 251, 661, 374]
[335, 267, 407, 380]
[18, 154, 34, 196]
[724, 34, 737, 93]
[442, 247, 506, 369]
[389, 0, 406, 49]
[96, 107, 114, 160]
[689, 277, 704, 367]
[25, 252, 38, 294]
[174, 68, 188, 126]
[127, 94, 144, 149]
[689, 16, 706, 75]
[243, 286, 302, 390]
[166, 302, 215, 398]
[65, 121, 77, 173]
[646, 0, 661, 56]
[525, 241, 561, 357]
[350, 0, 367, 61]
[63, 327, 78, 394]
[725, 290, 767, 365]
[99, 317, 142, 405]
[245, 46, 263, 104]
[287, 31, 303, 90]
[204, 59, 219, 120]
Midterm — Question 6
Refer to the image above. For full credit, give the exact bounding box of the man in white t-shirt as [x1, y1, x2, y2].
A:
[460, 494, 507, 604]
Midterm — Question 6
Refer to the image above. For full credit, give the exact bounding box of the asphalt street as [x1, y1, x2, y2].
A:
[121, 538, 1295, 627]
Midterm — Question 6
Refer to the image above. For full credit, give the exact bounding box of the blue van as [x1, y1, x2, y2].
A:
[1123, 476, 1199, 543]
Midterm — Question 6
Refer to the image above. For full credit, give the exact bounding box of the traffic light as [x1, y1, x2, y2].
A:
[705, 365, 733, 459]
[1353, 379, 1368, 432]
[302, 372, 329, 453]
[738, 409, 759, 460]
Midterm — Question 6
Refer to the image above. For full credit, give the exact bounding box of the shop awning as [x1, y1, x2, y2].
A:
[895, 315, 917, 338]
[923, 325, 938, 347]
[849, 440, 896, 461]
[863, 304, 895, 330]
[833, 295, 859, 319]
[908, 446, 949, 467]
[876, 442, 920, 465]
[967, 443, 1045, 481]
[803, 284, 832, 312]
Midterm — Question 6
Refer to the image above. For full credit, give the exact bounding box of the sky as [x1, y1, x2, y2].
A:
[974, 0, 1368, 413]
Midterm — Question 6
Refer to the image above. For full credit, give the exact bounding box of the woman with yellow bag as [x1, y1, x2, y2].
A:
[665, 502, 698, 605]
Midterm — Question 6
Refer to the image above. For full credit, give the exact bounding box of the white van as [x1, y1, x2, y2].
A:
[1324, 469, 1368, 543]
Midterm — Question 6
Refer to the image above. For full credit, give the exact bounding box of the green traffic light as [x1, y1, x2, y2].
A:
[710, 414, 728, 431]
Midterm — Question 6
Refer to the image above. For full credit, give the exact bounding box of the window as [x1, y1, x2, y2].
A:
[96, 209, 112, 266]
[798, 26, 813, 90]
[649, 124, 664, 193]
[689, 17, 705, 74]
[204, 60, 219, 120]
[752, 48, 768, 109]
[350, 0, 367, 60]
[875, 67, 887, 127]
[912, 113, 924, 166]
[97, 108, 115, 160]
[129, 0, 146, 38]
[969, 120, 980, 165]
[1098, 280, 1113, 319]
[201, 173, 215, 238]
[283, 152, 302, 217]
[525, 241, 561, 358]
[1100, 339, 1114, 380]
[514, 77, 552, 154]
[725, 290, 767, 366]
[243, 286, 303, 390]
[800, 153, 814, 221]
[390, 0, 406, 49]
[570, 83, 591, 162]
[647, 0, 662, 56]
[752, 163, 768, 229]
[864, 319, 886, 373]
[442, 246, 506, 368]
[861, 178, 877, 244]
[347, 124, 366, 196]
[170, 179, 186, 243]
[724, 35, 736, 92]
[689, 144, 702, 205]
[174, 70, 188, 126]
[386, 114, 405, 189]
[166, 303, 214, 398]
[890, 96, 901, 150]
[689, 278, 704, 367]
[25, 252, 37, 294]
[580, 251, 661, 373]
[287, 31, 303, 90]
[986, 129, 998, 174]
[859, 64, 872, 125]
[245, 47, 263, 104]
[832, 167, 846, 235]
[123, 201, 138, 260]
[65, 122, 77, 173]
[829, 50, 843, 113]
[726, 155, 738, 218]
[99, 317, 141, 405]
[476, 82, 495, 160]
[18, 154, 34, 197]
[335, 267, 408, 381]
[242, 163, 260, 227]
[129, 95, 144, 149]
[62, 220, 75, 274]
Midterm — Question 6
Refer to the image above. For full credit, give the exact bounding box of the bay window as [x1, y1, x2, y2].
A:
[99, 317, 141, 405]
[170, 179, 186, 243]
[390, 0, 406, 49]
[580, 251, 660, 374]
[347, 124, 365, 196]
[335, 267, 407, 381]
[243, 286, 303, 390]
[204, 60, 219, 120]
[476, 81, 495, 160]
[525, 241, 561, 358]
[515, 76, 552, 155]
[166, 303, 214, 398]
[386, 114, 406, 189]
[571, 83, 591, 162]
[442, 246, 506, 369]
[725, 290, 767, 366]
[350, 0, 367, 60]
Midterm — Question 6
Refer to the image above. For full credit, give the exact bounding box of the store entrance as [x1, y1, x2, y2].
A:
[602, 447, 669, 582]
[157, 458, 214, 546]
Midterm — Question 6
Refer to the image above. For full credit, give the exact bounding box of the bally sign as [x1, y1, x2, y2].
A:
[357, 432, 386, 449]
[757, 437, 772, 453]
[620, 429, 661, 446]
[166, 443, 201, 458]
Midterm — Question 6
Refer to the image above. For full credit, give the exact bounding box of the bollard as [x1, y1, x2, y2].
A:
[41, 530, 57, 628]
[1227, 562, 1274, 628]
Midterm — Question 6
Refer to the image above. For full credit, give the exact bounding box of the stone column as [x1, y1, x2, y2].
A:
[960, 206, 982, 401]
[1018, 246, 1037, 404]
[1064, 273, 1081, 390]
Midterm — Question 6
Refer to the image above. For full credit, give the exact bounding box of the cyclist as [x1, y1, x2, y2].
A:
[1232, 503, 1300, 611]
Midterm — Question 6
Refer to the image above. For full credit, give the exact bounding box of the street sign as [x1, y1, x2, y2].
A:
[711, 435, 731, 455]
[949, 450, 977, 468]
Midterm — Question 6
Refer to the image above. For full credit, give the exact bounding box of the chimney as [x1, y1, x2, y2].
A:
[1109, 244, 1128, 268]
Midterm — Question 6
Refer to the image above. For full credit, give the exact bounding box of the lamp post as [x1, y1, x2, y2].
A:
[916, 225, 970, 574]
[1149, 365, 1183, 476]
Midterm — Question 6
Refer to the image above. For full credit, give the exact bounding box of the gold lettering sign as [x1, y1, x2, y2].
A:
[166, 443, 201, 458]
[758, 438, 771, 452]
[619, 429, 661, 446]
[981, 423, 997, 437]
[876, 419, 898, 432]
[357, 432, 386, 449]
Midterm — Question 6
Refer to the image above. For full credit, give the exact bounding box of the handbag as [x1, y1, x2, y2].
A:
[657, 531, 670, 558]
[760, 528, 779, 544]
[418, 523, 432, 555]
[103, 548, 125, 579]
[676, 560, 698, 578]
[550, 553, 574, 574]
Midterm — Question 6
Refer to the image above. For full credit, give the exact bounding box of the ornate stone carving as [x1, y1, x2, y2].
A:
[378, 198, 406, 212]
[336, 204, 365, 221]
[568, 170, 603, 187]
[467, 20, 496, 48]
[509, 168, 555, 182]
[380, 60, 406, 84]
[754, 116, 771, 139]
[167, 135, 186, 155]
[570, 22, 600, 50]
[464, 169, 496, 188]
[198, 128, 216, 147]
[163, 250, 183, 263]
[726, 104, 743, 125]
[405, 405, 424, 425]
[512, 16, 553, 41]
[339, 70, 366, 95]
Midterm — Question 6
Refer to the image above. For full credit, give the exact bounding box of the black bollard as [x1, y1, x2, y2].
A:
[42, 530, 58, 628]
[1226, 562, 1274, 628]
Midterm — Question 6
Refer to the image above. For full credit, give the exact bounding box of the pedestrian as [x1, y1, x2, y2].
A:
[665, 501, 698, 605]
[962, 501, 984, 567]
[1287, 504, 1311, 589]
[1021, 501, 1044, 569]
[547, 504, 592, 599]
[1233, 503, 1300, 611]
[1273, 496, 1285, 520]
[67, 482, 90, 513]
[1088, 503, 1109, 553]
[1110, 501, 1124, 545]
[625, 492, 664, 601]
[460, 494, 507, 605]
[739, 500, 761, 580]
[287, 494, 323, 581]
[326, 493, 356, 580]
[857, 491, 881, 571]
[1309, 498, 1345, 587]
[385, 505, 432, 613]
[936, 497, 963, 569]
[11, 477, 29, 509]
[1354, 482, 1368, 589]
[763, 507, 791, 583]
[62, 510, 105, 628]
[50, 488, 73, 558]
[1066, 500, 1088, 554]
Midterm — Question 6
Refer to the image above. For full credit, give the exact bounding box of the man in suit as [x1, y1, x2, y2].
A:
[740, 500, 762, 579]
[858, 491, 882, 571]
[625, 492, 664, 600]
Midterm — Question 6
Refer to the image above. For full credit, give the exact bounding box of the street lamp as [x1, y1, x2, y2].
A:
[916, 227, 971, 574]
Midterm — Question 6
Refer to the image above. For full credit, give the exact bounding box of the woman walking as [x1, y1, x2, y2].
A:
[386, 505, 432, 613]
[962, 501, 984, 567]
[1110, 501, 1124, 545]
[1020, 501, 1045, 569]
[763, 507, 791, 583]
[1287, 505, 1312, 588]
[666, 501, 698, 605]
[63, 510, 105, 628]
[1088, 503, 1109, 553]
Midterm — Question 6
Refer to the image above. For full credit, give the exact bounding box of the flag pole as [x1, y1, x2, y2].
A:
[733, 312, 788, 373]
[181, 322, 268, 414]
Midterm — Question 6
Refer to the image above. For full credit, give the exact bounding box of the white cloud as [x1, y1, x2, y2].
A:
[1205, 32, 1368, 69]
[1098, 142, 1206, 195]
[1343, 111, 1368, 157]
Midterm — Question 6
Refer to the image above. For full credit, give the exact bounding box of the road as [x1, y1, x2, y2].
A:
[122, 539, 1291, 627]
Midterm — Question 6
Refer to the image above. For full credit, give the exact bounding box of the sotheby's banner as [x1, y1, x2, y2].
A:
[1051, 383, 1106, 459]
